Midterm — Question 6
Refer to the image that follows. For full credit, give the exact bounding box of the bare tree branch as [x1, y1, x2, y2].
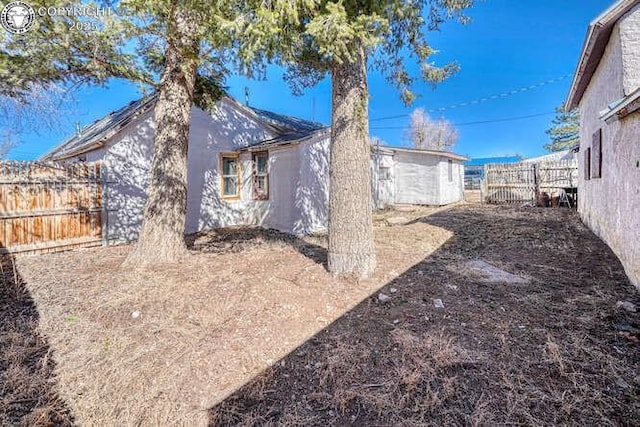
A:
[406, 108, 458, 151]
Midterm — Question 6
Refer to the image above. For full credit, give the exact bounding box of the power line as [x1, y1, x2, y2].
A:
[370, 111, 555, 130]
[370, 74, 572, 122]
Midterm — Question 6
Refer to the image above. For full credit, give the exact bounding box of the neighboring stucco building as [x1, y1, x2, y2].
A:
[565, 0, 640, 288]
[372, 146, 468, 208]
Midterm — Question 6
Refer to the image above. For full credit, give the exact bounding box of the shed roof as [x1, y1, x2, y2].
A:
[374, 145, 469, 162]
[565, 0, 640, 110]
[240, 106, 328, 151]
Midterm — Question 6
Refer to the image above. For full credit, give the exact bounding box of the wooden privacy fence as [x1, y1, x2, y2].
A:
[0, 161, 103, 254]
[483, 159, 578, 205]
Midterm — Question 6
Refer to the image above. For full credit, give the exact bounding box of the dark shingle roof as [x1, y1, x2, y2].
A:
[43, 95, 328, 160]
[243, 129, 330, 151]
[248, 107, 326, 135]
[242, 107, 327, 150]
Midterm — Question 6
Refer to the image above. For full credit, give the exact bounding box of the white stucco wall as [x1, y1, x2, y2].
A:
[184, 101, 276, 235]
[66, 100, 467, 241]
[292, 135, 330, 234]
[231, 134, 330, 236]
[393, 151, 441, 205]
[620, 4, 640, 95]
[578, 10, 640, 288]
[99, 100, 277, 242]
[82, 99, 333, 241]
[259, 145, 301, 232]
[101, 110, 155, 243]
[437, 159, 465, 205]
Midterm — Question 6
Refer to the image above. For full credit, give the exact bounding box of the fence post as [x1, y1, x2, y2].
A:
[482, 164, 488, 204]
[533, 163, 539, 206]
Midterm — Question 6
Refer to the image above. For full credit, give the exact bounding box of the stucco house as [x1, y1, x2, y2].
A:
[565, 0, 640, 288]
[43, 95, 330, 242]
[372, 145, 467, 208]
[43, 95, 467, 242]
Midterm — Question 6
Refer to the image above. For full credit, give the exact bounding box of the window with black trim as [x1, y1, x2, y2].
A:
[220, 153, 240, 198]
[591, 129, 602, 179]
[448, 159, 453, 182]
[252, 151, 269, 200]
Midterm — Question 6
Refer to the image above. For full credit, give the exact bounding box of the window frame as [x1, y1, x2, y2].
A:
[220, 153, 241, 200]
[591, 129, 602, 179]
[447, 159, 454, 182]
[379, 166, 391, 181]
[252, 151, 269, 200]
[584, 147, 591, 181]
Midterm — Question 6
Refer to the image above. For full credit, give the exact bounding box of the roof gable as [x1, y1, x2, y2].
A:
[42, 95, 156, 160]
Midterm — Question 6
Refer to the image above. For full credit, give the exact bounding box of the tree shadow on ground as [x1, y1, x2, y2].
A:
[186, 226, 328, 267]
[208, 205, 640, 425]
[0, 255, 74, 426]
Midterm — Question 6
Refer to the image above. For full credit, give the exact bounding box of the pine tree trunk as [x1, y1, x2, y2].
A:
[327, 42, 376, 278]
[124, 5, 199, 268]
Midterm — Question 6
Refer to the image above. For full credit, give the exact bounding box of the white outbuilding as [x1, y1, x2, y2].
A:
[372, 145, 468, 209]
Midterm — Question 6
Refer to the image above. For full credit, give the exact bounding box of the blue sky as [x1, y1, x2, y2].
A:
[8, 0, 612, 160]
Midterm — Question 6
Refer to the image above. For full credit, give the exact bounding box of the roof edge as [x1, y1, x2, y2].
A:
[43, 94, 323, 161]
[42, 95, 157, 161]
[238, 127, 330, 152]
[373, 145, 470, 162]
[565, 0, 640, 110]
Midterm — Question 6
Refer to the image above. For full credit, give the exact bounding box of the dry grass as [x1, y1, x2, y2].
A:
[0, 256, 73, 426]
[7, 204, 640, 425]
[15, 206, 451, 426]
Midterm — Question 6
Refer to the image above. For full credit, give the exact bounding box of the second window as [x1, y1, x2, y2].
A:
[253, 151, 269, 200]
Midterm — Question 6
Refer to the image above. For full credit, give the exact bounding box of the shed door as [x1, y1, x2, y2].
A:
[375, 154, 394, 208]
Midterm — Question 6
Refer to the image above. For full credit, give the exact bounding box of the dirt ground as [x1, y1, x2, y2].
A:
[5, 204, 640, 426]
